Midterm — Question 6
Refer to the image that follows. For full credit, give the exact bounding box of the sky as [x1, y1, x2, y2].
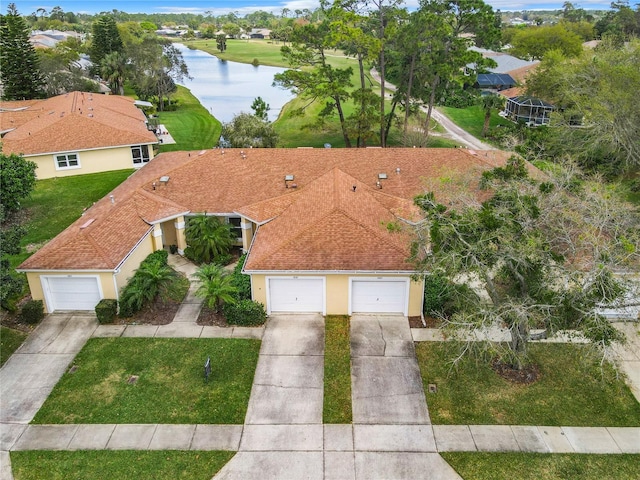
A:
[9, 0, 618, 17]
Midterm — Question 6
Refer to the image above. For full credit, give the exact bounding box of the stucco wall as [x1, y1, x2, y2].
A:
[30, 145, 155, 180]
[250, 273, 424, 316]
[113, 232, 155, 294]
[26, 271, 116, 313]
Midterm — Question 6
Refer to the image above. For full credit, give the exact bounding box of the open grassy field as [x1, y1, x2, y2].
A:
[182, 39, 290, 67]
[416, 342, 640, 426]
[10, 451, 234, 480]
[0, 327, 27, 367]
[439, 105, 511, 141]
[8, 169, 134, 268]
[32, 338, 260, 424]
[157, 85, 221, 152]
[324, 315, 352, 424]
[442, 453, 640, 480]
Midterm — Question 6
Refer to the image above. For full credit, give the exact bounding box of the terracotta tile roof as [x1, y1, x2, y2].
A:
[500, 87, 525, 98]
[19, 148, 516, 272]
[0, 91, 157, 156]
[506, 63, 539, 84]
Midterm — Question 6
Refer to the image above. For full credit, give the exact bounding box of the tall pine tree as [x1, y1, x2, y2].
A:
[90, 15, 124, 75]
[0, 3, 43, 100]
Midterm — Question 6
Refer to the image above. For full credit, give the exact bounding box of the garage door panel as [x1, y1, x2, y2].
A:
[351, 280, 407, 314]
[46, 277, 102, 311]
[269, 278, 324, 313]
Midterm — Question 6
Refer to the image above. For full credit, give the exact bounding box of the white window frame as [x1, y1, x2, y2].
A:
[131, 144, 150, 167]
[54, 152, 81, 171]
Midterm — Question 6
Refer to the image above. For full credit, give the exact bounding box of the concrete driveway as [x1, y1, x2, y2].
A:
[350, 315, 431, 425]
[0, 313, 97, 449]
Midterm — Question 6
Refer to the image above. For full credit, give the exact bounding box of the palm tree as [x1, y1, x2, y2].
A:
[194, 263, 238, 312]
[481, 94, 506, 137]
[101, 51, 127, 95]
[119, 260, 179, 315]
[185, 215, 236, 264]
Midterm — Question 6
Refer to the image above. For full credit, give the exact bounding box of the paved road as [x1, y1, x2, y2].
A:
[369, 68, 493, 150]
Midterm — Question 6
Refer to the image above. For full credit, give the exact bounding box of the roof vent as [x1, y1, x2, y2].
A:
[80, 218, 95, 229]
[88, 114, 93, 118]
[109, 195, 115, 204]
[198, 150, 206, 155]
[376, 181, 382, 189]
[352, 185, 357, 192]
[159, 176, 170, 184]
[396, 167, 401, 174]
[285, 175, 294, 181]
[378, 173, 387, 180]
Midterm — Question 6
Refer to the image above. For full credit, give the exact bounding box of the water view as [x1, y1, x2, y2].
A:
[174, 43, 293, 123]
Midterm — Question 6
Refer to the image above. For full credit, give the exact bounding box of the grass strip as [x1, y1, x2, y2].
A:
[324, 315, 352, 424]
[157, 85, 221, 152]
[10, 450, 234, 480]
[441, 453, 640, 480]
[439, 104, 511, 142]
[0, 326, 27, 367]
[416, 342, 640, 426]
[9, 169, 134, 267]
[32, 338, 260, 424]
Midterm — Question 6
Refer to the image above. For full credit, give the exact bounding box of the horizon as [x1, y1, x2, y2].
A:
[11, 0, 619, 17]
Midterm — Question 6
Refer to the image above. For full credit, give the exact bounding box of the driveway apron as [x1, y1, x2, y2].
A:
[350, 315, 430, 424]
[0, 313, 98, 448]
[214, 314, 325, 480]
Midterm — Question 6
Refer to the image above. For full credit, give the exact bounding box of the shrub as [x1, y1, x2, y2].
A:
[169, 244, 178, 254]
[223, 299, 267, 326]
[231, 254, 251, 301]
[185, 215, 235, 264]
[20, 299, 44, 325]
[141, 249, 169, 267]
[213, 252, 234, 266]
[183, 246, 198, 263]
[252, 58, 260, 66]
[95, 299, 118, 324]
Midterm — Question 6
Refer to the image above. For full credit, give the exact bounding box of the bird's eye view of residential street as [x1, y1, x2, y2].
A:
[1, 0, 639, 479]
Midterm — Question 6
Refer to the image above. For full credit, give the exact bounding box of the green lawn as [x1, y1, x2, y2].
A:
[10, 451, 234, 480]
[442, 453, 640, 480]
[439, 104, 511, 143]
[416, 342, 640, 426]
[182, 38, 292, 67]
[157, 85, 221, 152]
[324, 315, 352, 424]
[0, 326, 27, 367]
[32, 338, 260, 424]
[9, 169, 134, 267]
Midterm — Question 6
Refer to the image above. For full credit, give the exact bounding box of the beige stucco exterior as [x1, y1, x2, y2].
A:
[250, 273, 424, 317]
[25, 230, 156, 313]
[28, 145, 155, 180]
[25, 271, 116, 313]
[113, 231, 156, 293]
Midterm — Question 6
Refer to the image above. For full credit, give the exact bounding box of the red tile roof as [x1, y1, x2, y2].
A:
[19, 148, 515, 272]
[0, 91, 157, 156]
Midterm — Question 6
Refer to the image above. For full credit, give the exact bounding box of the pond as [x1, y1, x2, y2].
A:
[174, 43, 293, 123]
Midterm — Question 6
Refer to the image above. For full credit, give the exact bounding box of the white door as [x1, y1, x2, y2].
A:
[268, 277, 324, 313]
[44, 276, 102, 311]
[351, 279, 408, 315]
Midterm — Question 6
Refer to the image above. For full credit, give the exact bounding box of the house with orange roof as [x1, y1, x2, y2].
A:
[0, 91, 158, 179]
[18, 147, 513, 316]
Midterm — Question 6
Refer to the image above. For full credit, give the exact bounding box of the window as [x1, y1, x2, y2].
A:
[131, 145, 150, 166]
[228, 217, 242, 240]
[55, 153, 80, 170]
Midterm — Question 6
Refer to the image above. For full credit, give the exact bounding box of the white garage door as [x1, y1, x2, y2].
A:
[44, 276, 102, 311]
[268, 277, 324, 313]
[351, 279, 408, 315]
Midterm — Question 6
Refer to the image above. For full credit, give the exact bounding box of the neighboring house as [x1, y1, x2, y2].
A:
[250, 28, 271, 39]
[466, 47, 539, 93]
[474, 73, 517, 92]
[0, 91, 158, 179]
[29, 29, 84, 49]
[17, 148, 513, 316]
